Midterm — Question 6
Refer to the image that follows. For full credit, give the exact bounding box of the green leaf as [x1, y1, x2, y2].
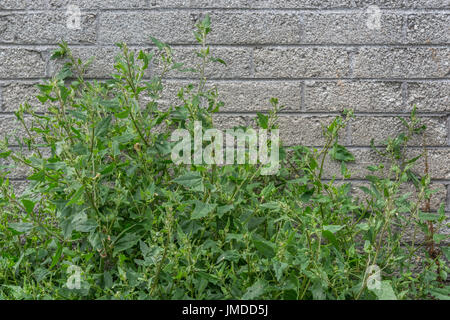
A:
[173, 172, 204, 192]
[27, 170, 46, 182]
[210, 57, 227, 65]
[310, 280, 326, 300]
[442, 247, 450, 260]
[273, 260, 289, 282]
[329, 144, 355, 162]
[0, 150, 12, 159]
[114, 233, 141, 254]
[115, 109, 130, 119]
[252, 235, 276, 259]
[59, 86, 70, 103]
[322, 230, 338, 247]
[100, 98, 120, 111]
[13, 253, 25, 276]
[95, 115, 112, 137]
[217, 204, 234, 217]
[359, 186, 373, 196]
[139, 240, 151, 257]
[248, 217, 266, 231]
[406, 169, 420, 188]
[371, 281, 397, 300]
[103, 271, 113, 289]
[73, 142, 88, 155]
[88, 232, 102, 251]
[150, 37, 166, 50]
[50, 243, 63, 269]
[418, 212, 439, 222]
[256, 112, 268, 129]
[216, 250, 240, 264]
[65, 186, 85, 207]
[433, 234, 448, 244]
[34, 268, 50, 282]
[356, 223, 370, 231]
[242, 280, 266, 300]
[21, 199, 36, 214]
[100, 163, 115, 175]
[36, 95, 49, 103]
[171, 62, 185, 70]
[60, 216, 74, 239]
[225, 233, 244, 242]
[9, 222, 34, 233]
[201, 14, 211, 30]
[50, 42, 68, 59]
[406, 154, 422, 164]
[323, 225, 344, 233]
[428, 287, 450, 300]
[138, 50, 149, 70]
[137, 241, 163, 266]
[438, 203, 445, 219]
[56, 66, 73, 81]
[300, 188, 314, 202]
[191, 201, 216, 220]
[260, 201, 280, 210]
[67, 110, 87, 121]
[73, 215, 98, 233]
[112, 140, 120, 157]
[397, 116, 410, 129]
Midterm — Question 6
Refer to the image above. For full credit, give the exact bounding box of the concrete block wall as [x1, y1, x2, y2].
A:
[0, 0, 449, 214]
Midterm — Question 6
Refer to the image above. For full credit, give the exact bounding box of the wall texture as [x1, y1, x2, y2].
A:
[0, 0, 449, 215]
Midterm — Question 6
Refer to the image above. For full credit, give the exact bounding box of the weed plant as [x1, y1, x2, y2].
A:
[0, 16, 448, 300]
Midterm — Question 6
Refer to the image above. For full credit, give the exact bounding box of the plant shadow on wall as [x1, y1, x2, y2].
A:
[0, 15, 449, 300]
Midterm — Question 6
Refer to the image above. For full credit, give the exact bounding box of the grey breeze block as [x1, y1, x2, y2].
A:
[0, 0, 449, 215]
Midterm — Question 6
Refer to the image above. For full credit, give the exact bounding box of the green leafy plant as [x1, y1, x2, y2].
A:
[0, 15, 448, 300]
